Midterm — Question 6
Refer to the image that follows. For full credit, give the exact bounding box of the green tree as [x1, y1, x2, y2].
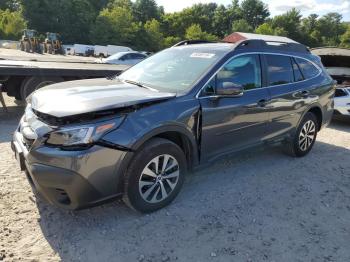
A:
[90, 6, 139, 47]
[133, 0, 162, 23]
[309, 30, 322, 46]
[143, 19, 164, 51]
[255, 23, 274, 35]
[0, 9, 26, 40]
[163, 36, 181, 47]
[212, 5, 233, 38]
[185, 24, 217, 41]
[107, 0, 132, 9]
[87, 0, 108, 11]
[271, 8, 303, 42]
[161, 3, 219, 40]
[302, 14, 319, 34]
[240, 0, 269, 29]
[317, 13, 347, 45]
[231, 19, 253, 33]
[340, 25, 350, 48]
[0, 0, 20, 11]
[21, 0, 96, 44]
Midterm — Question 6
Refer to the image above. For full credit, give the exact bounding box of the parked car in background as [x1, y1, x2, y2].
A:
[106, 45, 133, 56]
[334, 85, 350, 119]
[97, 51, 147, 65]
[12, 38, 334, 213]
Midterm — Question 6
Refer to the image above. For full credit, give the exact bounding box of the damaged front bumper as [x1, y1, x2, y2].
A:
[12, 116, 129, 210]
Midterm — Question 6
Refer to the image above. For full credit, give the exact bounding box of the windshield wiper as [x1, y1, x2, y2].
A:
[123, 79, 158, 92]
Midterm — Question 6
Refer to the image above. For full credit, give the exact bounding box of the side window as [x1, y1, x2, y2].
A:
[120, 55, 128, 60]
[266, 55, 294, 86]
[292, 58, 304, 82]
[295, 58, 320, 79]
[135, 54, 147, 59]
[216, 54, 262, 91]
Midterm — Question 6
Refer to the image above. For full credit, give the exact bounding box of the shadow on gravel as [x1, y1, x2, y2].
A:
[33, 140, 350, 262]
[0, 105, 23, 143]
[328, 119, 350, 132]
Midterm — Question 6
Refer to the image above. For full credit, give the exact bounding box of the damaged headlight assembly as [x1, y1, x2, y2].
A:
[46, 117, 125, 148]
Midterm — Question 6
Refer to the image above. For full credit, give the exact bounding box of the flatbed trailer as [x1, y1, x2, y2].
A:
[0, 49, 129, 101]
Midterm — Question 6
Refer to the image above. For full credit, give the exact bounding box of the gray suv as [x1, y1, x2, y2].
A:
[12, 39, 335, 212]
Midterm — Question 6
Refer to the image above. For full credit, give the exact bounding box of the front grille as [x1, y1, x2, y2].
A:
[31, 109, 60, 126]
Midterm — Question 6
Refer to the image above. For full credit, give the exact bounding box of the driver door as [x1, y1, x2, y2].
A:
[199, 54, 271, 161]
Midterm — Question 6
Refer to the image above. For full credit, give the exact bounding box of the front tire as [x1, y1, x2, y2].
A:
[123, 138, 187, 213]
[284, 112, 319, 157]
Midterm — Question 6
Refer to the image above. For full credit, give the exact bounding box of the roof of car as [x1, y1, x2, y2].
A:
[172, 42, 236, 52]
[224, 32, 299, 44]
[172, 39, 310, 55]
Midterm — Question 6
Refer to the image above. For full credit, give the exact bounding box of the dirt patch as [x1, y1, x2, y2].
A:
[1, 95, 350, 261]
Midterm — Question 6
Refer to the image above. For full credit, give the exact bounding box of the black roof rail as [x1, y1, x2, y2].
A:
[172, 40, 216, 47]
[236, 39, 310, 53]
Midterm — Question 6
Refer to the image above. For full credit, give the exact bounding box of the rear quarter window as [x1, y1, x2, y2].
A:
[295, 58, 320, 79]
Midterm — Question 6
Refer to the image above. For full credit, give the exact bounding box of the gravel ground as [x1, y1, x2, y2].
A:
[1, 95, 350, 262]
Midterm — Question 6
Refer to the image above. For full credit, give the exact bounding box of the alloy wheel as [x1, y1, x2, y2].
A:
[299, 120, 316, 151]
[139, 154, 180, 203]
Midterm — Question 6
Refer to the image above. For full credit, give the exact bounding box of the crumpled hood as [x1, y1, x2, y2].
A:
[30, 78, 176, 118]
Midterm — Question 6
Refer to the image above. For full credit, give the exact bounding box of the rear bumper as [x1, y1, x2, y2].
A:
[12, 131, 127, 210]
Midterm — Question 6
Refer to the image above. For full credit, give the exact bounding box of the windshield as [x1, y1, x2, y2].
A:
[118, 47, 225, 93]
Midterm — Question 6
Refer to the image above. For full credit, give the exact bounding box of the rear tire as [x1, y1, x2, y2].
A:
[20, 76, 64, 100]
[284, 112, 319, 157]
[123, 138, 187, 213]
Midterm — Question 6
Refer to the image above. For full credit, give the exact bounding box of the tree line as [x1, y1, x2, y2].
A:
[0, 0, 349, 51]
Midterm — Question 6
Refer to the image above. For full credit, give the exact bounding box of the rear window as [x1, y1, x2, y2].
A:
[295, 58, 320, 79]
[266, 55, 294, 86]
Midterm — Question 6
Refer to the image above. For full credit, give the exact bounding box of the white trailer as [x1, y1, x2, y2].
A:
[73, 44, 94, 56]
[63, 45, 75, 55]
[94, 45, 108, 57]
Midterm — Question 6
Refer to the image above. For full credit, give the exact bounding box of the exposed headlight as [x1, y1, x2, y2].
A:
[46, 120, 122, 147]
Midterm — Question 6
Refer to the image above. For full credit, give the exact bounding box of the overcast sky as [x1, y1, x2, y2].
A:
[155, 0, 350, 20]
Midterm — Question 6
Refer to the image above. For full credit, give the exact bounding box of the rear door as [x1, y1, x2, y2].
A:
[262, 54, 319, 138]
[199, 54, 271, 160]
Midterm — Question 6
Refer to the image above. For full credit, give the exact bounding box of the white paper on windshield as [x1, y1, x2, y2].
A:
[190, 53, 215, 59]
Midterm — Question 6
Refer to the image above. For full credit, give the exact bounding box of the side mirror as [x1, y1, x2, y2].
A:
[216, 82, 244, 96]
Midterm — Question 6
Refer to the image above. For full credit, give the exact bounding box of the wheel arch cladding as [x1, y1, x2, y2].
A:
[134, 127, 199, 171]
[155, 131, 195, 170]
[308, 106, 323, 130]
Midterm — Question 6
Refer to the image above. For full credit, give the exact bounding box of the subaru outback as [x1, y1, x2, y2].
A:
[12, 39, 335, 212]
